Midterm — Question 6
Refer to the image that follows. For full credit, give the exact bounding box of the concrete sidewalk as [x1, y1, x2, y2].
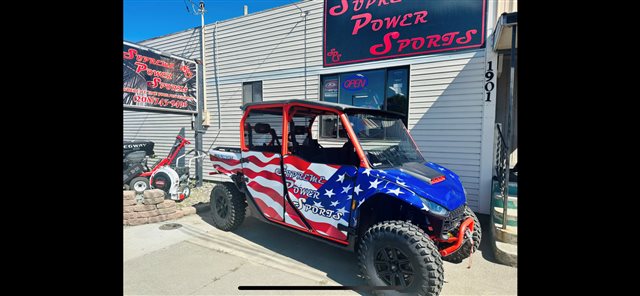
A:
[124, 210, 517, 295]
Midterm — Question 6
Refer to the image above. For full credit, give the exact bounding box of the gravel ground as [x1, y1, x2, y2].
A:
[176, 181, 216, 209]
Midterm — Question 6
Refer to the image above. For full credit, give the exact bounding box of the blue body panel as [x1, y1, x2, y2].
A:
[350, 162, 466, 227]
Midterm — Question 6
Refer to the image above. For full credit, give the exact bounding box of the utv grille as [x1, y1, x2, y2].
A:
[441, 205, 465, 235]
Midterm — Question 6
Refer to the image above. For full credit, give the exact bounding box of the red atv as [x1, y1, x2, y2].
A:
[208, 100, 481, 296]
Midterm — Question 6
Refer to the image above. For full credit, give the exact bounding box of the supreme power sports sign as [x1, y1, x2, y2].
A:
[323, 0, 486, 67]
[123, 41, 198, 114]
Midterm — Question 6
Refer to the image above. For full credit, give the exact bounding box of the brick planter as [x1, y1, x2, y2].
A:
[123, 189, 197, 226]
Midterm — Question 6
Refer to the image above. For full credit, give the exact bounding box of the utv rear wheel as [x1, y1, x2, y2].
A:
[130, 177, 149, 193]
[358, 220, 444, 296]
[442, 206, 482, 263]
[210, 183, 246, 231]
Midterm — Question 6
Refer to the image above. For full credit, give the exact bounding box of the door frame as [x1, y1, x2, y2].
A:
[238, 101, 373, 246]
[283, 103, 370, 169]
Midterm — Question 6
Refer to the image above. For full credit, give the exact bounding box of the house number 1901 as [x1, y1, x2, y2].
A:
[485, 61, 495, 102]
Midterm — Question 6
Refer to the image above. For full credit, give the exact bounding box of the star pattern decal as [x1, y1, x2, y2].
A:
[336, 173, 346, 183]
[354, 184, 363, 195]
[275, 161, 461, 241]
[324, 188, 335, 198]
[421, 203, 429, 211]
[369, 178, 383, 189]
[387, 187, 404, 196]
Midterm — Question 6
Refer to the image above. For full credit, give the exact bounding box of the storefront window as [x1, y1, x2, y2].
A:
[385, 68, 409, 126]
[339, 69, 385, 110]
[320, 67, 409, 137]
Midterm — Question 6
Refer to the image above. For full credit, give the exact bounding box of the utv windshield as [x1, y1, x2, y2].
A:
[347, 113, 425, 168]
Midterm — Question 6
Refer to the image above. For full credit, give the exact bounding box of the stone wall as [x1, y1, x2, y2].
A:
[123, 189, 197, 226]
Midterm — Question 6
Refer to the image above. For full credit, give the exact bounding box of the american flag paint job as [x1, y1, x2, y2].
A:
[349, 163, 467, 228]
[209, 149, 242, 175]
[210, 147, 467, 244]
[241, 151, 285, 222]
[282, 155, 356, 241]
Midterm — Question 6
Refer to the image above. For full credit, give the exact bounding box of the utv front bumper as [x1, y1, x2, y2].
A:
[436, 216, 475, 257]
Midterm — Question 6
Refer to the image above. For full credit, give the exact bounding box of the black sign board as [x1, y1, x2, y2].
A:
[323, 0, 486, 67]
[123, 41, 198, 114]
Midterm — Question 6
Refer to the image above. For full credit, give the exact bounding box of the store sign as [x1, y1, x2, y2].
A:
[323, 0, 486, 67]
[323, 79, 338, 97]
[123, 41, 198, 114]
[342, 74, 368, 91]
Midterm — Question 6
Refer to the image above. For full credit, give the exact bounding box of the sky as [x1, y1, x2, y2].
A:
[124, 0, 300, 42]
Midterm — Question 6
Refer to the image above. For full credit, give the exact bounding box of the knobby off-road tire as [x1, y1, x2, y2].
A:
[358, 220, 444, 296]
[209, 183, 246, 231]
[442, 206, 482, 263]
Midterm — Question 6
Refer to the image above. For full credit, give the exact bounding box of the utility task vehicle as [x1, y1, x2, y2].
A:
[209, 100, 480, 295]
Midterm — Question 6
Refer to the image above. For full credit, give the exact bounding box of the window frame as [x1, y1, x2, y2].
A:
[240, 105, 283, 152]
[242, 81, 263, 105]
[319, 66, 410, 139]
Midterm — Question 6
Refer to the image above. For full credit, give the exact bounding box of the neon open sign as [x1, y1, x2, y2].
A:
[342, 74, 368, 90]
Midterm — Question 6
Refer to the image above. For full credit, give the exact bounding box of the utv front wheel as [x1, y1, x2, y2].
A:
[210, 183, 246, 231]
[358, 220, 444, 296]
[442, 206, 482, 263]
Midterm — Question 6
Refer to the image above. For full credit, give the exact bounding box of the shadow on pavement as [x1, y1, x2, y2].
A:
[474, 213, 499, 264]
[195, 206, 371, 295]
[193, 204, 499, 294]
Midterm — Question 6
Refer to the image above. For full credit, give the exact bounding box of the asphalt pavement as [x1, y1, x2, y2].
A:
[124, 208, 517, 295]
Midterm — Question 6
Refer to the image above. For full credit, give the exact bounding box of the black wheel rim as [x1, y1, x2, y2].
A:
[374, 247, 415, 287]
[214, 193, 229, 219]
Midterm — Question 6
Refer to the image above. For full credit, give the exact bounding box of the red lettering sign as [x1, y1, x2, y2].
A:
[324, 0, 486, 66]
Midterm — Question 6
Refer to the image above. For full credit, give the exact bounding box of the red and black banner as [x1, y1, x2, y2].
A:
[123, 41, 198, 114]
[323, 0, 486, 67]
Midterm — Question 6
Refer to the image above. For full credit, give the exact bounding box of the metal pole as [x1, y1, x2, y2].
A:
[502, 25, 516, 230]
[213, 22, 221, 130]
[194, 0, 207, 187]
[303, 11, 307, 100]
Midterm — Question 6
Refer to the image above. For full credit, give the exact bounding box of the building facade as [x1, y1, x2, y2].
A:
[124, 0, 518, 214]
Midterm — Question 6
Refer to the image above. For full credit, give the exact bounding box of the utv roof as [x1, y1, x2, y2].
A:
[241, 99, 404, 118]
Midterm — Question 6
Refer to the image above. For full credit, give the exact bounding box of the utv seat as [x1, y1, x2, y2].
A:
[250, 123, 281, 154]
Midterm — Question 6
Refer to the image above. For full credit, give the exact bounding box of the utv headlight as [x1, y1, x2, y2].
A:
[422, 198, 449, 217]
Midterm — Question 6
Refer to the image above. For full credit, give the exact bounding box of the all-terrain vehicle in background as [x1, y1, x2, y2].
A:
[209, 100, 481, 295]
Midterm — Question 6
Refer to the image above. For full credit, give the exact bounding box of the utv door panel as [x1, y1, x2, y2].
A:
[241, 151, 285, 222]
[281, 155, 357, 241]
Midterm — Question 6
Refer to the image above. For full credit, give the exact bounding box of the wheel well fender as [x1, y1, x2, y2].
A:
[353, 193, 427, 241]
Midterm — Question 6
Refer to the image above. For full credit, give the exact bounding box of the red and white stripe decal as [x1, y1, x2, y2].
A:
[242, 151, 284, 222]
[209, 150, 242, 175]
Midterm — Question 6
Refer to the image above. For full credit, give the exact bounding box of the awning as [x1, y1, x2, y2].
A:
[493, 12, 518, 51]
